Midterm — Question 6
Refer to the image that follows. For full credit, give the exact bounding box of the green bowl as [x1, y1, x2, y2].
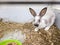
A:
[0, 39, 22, 45]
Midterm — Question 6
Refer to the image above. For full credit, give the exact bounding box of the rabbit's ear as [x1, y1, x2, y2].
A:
[39, 7, 47, 17]
[29, 8, 36, 17]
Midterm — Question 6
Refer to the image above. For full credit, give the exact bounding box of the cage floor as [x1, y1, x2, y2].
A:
[0, 21, 60, 45]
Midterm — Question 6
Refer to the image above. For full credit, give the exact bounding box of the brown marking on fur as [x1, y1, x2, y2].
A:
[44, 19, 48, 24]
[49, 16, 54, 23]
[44, 15, 54, 25]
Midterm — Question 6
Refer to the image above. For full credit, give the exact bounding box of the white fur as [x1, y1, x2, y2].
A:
[33, 15, 40, 24]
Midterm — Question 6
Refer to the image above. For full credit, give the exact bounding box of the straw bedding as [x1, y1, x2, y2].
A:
[0, 21, 60, 45]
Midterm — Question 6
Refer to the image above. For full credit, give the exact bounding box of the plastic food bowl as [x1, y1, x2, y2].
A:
[0, 39, 22, 45]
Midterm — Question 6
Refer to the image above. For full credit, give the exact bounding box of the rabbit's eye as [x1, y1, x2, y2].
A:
[38, 20, 40, 22]
[33, 19, 35, 21]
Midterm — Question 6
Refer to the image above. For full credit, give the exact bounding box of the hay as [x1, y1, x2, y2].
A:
[23, 23, 60, 45]
[0, 21, 60, 45]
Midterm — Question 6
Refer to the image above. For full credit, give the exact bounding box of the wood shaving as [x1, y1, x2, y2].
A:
[0, 21, 60, 45]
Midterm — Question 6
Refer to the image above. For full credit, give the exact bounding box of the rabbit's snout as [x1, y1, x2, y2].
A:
[34, 24, 39, 27]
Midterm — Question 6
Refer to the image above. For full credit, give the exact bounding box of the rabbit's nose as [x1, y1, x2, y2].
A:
[34, 24, 39, 27]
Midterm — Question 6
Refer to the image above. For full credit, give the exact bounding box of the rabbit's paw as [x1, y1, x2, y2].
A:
[44, 26, 50, 31]
[35, 28, 39, 31]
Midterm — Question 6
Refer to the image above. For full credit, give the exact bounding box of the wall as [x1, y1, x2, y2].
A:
[52, 4, 60, 10]
[0, 4, 60, 23]
[0, 4, 48, 23]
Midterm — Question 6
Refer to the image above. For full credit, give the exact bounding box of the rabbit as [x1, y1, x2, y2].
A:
[29, 7, 56, 31]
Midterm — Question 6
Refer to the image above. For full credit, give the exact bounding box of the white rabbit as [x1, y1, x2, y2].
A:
[29, 6, 56, 31]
